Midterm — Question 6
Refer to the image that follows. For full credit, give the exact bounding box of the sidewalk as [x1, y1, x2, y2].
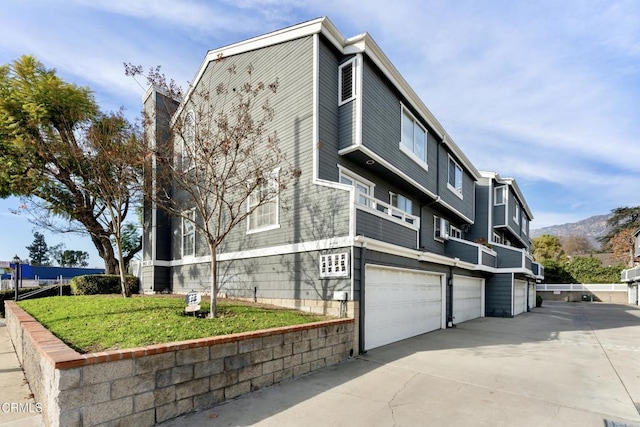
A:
[0, 318, 44, 427]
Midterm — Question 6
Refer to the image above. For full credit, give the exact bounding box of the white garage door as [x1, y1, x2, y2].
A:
[452, 275, 484, 324]
[629, 285, 639, 305]
[514, 279, 527, 316]
[528, 282, 536, 310]
[365, 265, 444, 351]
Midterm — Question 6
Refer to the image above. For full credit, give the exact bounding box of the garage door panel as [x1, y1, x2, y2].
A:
[514, 279, 527, 316]
[452, 275, 483, 324]
[365, 266, 443, 351]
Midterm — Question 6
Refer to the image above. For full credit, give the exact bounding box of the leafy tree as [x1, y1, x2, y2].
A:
[565, 256, 624, 284]
[26, 231, 50, 266]
[129, 62, 300, 316]
[541, 259, 574, 283]
[561, 235, 593, 257]
[532, 234, 566, 263]
[607, 227, 638, 267]
[599, 206, 640, 248]
[49, 243, 89, 267]
[0, 55, 142, 277]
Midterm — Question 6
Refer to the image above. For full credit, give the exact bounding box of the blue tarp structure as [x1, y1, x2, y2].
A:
[1, 264, 105, 280]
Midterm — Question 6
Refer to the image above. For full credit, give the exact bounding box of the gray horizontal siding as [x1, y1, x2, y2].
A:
[355, 210, 418, 249]
[493, 204, 506, 227]
[171, 249, 351, 301]
[318, 37, 341, 182]
[437, 144, 475, 221]
[360, 58, 437, 194]
[444, 240, 479, 265]
[468, 185, 490, 243]
[485, 273, 513, 317]
[494, 246, 524, 269]
[482, 251, 497, 268]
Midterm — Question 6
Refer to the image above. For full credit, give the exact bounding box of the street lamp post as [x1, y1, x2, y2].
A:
[12, 255, 20, 301]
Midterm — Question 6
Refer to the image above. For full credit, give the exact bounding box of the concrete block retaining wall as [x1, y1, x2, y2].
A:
[4, 301, 354, 426]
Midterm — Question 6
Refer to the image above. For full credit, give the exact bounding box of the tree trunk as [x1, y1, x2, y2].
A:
[209, 242, 217, 318]
[90, 233, 119, 274]
[114, 236, 130, 297]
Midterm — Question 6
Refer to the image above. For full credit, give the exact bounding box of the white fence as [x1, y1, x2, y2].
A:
[1, 276, 69, 291]
[536, 283, 628, 292]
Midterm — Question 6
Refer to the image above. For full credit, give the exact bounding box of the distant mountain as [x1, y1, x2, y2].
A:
[530, 214, 611, 249]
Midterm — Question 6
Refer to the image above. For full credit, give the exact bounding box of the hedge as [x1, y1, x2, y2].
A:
[1, 284, 71, 317]
[69, 274, 139, 295]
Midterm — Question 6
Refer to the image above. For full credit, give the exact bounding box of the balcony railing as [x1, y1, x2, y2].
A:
[355, 192, 420, 229]
[444, 237, 497, 268]
[621, 265, 640, 282]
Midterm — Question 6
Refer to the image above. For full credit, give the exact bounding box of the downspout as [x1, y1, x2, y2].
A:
[447, 266, 454, 327]
[359, 243, 367, 354]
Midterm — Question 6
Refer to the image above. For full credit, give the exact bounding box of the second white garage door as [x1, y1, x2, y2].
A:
[365, 265, 445, 351]
[452, 275, 485, 324]
[514, 279, 527, 316]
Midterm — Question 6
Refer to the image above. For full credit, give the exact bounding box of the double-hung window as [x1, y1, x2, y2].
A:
[447, 156, 463, 197]
[400, 107, 427, 167]
[513, 202, 521, 225]
[339, 168, 373, 208]
[182, 210, 195, 258]
[247, 169, 280, 233]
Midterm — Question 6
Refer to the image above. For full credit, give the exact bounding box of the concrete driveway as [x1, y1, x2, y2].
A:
[162, 302, 640, 427]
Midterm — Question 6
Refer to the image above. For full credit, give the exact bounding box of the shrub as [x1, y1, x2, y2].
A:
[70, 275, 139, 296]
[536, 294, 543, 308]
[1, 285, 71, 317]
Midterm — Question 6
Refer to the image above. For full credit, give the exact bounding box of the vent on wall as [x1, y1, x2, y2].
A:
[319, 252, 350, 278]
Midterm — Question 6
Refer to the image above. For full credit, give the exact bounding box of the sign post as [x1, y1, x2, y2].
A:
[184, 291, 201, 316]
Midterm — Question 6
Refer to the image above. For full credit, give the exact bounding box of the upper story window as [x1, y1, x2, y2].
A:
[449, 226, 462, 239]
[338, 59, 356, 105]
[400, 106, 427, 168]
[513, 202, 521, 225]
[522, 215, 528, 234]
[390, 192, 412, 215]
[182, 209, 195, 258]
[339, 167, 374, 208]
[494, 186, 506, 205]
[447, 156, 463, 198]
[247, 168, 280, 233]
[493, 232, 502, 244]
[434, 215, 450, 242]
[181, 110, 195, 171]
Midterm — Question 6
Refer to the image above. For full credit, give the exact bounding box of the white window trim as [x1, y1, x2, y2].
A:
[434, 216, 450, 242]
[492, 232, 502, 244]
[447, 155, 463, 200]
[513, 202, 521, 225]
[338, 58, 356, 106]
[319, 252, 350, 278]
[399, 104, 428, 171]
[450, 226, 462, 239]
[389, 191, 412, 215]
[182, 209, 196, 259]
[494, 186, 506, 206]
[338, 165, 376, 208]
[246, 167, 281, 235]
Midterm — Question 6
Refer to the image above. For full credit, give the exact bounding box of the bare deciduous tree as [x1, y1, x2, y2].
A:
[130, 61, 300, 316]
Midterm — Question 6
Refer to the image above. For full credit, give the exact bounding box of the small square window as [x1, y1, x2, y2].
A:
[494, 186, 505, 205]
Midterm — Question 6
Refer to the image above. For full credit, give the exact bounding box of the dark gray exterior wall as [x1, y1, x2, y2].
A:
[468, 184, 490, 243]
[485, 273, 513, 317]
[360, 58, 437, 195]
[318, 38, 342, 182]
[171, 248, 351, 301]
[436, 144, 475, 221]
[355, 210, 418, 249]
[494, 245, 524, 269]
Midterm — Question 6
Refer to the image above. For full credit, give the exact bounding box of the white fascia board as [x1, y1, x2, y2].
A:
[150, 236, 354, 267]
[173, 17, 341, 123]
[349, 34, 480, 181]
[338, 145, 474, 224]
[479, 170, 533, 220]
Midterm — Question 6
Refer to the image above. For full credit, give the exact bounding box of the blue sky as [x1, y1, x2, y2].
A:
[1, 0, 639, 267]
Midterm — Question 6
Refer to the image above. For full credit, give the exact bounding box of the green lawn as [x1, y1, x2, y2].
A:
[17, 295, 328, 353]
